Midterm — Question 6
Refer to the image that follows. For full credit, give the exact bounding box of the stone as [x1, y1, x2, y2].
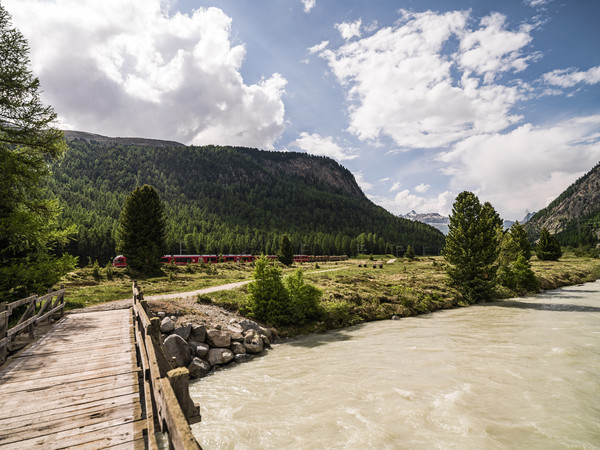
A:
[173, 324, 192, 341]
[261, 334, 271, 349]
[243, 329, 264, 354]
[259, 326, 272, 340]
[157, 311, 166, 319]
[163, 334, 192, 367]
[234, 353, 254, 364]
[190, 342, 210, 359]
[227, 324, 244, 342]
[188, 357, 212, 379]
[190, 324, 206, 343]
[160, 317, 175, 334]
[231, 341, 246, 355]
[206, 330, 231, 348]
[238, 319, 261, 333]
[207, 348, 234, 366]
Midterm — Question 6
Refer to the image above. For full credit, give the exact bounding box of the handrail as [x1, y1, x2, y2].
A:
[132, 282, 202, 450]
[0, 286, 65, 365]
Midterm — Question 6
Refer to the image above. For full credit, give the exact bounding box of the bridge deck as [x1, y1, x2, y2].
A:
[0, 309, 146, 449]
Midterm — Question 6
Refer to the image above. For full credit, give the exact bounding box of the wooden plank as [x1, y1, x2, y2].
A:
[35, 303, 64, 324]
[6, 295, 37, 311]
[35, 289, 66, 306]
[6, 315, 36, 338]
[134, 316, 158, 450]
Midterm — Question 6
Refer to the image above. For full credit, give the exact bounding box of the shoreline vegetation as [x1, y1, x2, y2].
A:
[60, 252, 600, 337]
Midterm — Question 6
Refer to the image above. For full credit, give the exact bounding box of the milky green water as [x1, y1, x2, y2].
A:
[190, 281, 600, 449]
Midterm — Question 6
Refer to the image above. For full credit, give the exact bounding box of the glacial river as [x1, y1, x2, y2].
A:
[190, 281, 600, 449]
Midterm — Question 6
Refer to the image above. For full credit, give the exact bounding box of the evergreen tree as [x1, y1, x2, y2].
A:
[536, 227, 562, 261]
[116, 185, 167, 273]
[497, 223, 538, 293]
[443, 191, 502, 303]
[0, 5, 75, 299]
[278, 234, 294, 265]
[404, 245, 415, 260]
[247, 255, 289, 325]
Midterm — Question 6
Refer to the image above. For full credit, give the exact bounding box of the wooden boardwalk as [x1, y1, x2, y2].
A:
[0, 309, 146, 449]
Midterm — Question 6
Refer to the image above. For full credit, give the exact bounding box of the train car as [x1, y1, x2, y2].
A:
[293, 255, 309, 263]
[112, 255, 127, 268]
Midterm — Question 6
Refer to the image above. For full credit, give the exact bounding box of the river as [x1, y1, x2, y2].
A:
[190, 281, 600, 449]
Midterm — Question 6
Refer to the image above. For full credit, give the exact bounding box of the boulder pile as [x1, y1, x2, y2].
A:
[156, 312, 274, 379]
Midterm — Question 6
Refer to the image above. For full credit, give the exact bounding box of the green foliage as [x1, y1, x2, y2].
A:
[443, 191, 502, 303]
[0, 5, 75, 300]
[497, 222, 538, 293]
[405, 245, 415, 260]
[247, 255, 322, 326]
[536, 227, 563, 261]
[247, 255, 289, 326]
[47, 140, 445, 265]
[278, 234, 294, 266]
[116, 185, 167, 273]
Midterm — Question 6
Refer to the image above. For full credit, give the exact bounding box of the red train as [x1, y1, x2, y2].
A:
[112, 254, 347, 267]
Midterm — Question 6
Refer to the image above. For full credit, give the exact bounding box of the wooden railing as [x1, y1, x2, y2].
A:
[132, 282, 202, 450]
[0, 286, 65, 365]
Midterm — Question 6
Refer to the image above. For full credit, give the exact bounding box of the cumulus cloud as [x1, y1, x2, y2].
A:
[335, 19, 362, 40]
[542, 65, 600, 88]
[414, 183, 430, 193]
[316, 10, 534, 149]
[437, 115, 600, 218]
[389, 181, 403, 192]
[308, 40, 329, 55]
[289, 132, 358, 161]
[302, 0, 316, 13]
[4, 0, 287, 148]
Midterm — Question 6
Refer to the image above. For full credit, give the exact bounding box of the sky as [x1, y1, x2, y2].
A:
[4, 0, 600, 221]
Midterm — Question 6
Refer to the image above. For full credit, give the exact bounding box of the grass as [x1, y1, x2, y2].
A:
[57, 253, 600, 335]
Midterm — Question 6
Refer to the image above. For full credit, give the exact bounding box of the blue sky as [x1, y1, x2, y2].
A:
[5, 0, 600, 220]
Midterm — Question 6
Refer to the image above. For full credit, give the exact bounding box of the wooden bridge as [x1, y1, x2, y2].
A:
[0, 285, 202, 449]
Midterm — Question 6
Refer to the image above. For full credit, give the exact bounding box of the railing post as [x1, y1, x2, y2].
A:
[0, 303, 7, 364]
[28, 295, 37, 339]
[167, 368, 201, 424]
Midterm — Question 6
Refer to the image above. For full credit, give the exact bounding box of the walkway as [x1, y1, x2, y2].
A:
[0, 309, 145, 449]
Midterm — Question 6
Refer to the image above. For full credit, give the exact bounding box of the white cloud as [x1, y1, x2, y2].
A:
[317, 10, 534, 149]
[308, 40, 329, 55]
[289, 132, 358, 161]
[302, 0, 315, 13]
[542, 66, 600, 88]
[335, 19, 362, 40]
[4, 0, 287, 148]
[437, 115, 600, 219]
[353, 171, 374, 191]
[414, 183, 430, 193]
[371, 190, 455, 216]
[524, 0, 551, 7]
[390, 181, 403, 192]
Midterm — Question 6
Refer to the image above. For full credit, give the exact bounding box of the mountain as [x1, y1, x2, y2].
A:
[525, 161, 600, 247]
[50, 133, 445, 265]
[400, 211, 450, 235]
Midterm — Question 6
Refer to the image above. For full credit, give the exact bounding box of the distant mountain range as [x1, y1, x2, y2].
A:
[525, 161, 600, 247]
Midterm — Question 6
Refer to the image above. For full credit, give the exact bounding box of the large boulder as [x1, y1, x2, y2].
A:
[238, 319, 261, 333]
[227, 324, 244, 342]
[243, 329, 264, 354]
[206, 330, 231, 348]
[234, 353, 254, 364]
[190, 324, 206, 343]
[173, 324, 192, 341]
[160, 317, 175, 334]
[188, 357, 212, 379]
[163, 334, 192, 367]
[231, 341, 246, 355]
[207, 348, 234, 366]
[190, 342, 210, 359]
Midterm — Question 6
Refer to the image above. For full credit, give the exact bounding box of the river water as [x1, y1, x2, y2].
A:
[190, 281, 600, 449]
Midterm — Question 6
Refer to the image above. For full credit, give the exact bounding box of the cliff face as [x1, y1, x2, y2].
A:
[526, 162, 600, 235]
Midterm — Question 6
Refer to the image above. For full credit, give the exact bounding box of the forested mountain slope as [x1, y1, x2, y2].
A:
[49, 136, 444, 265]
[525, 161, 600, 247]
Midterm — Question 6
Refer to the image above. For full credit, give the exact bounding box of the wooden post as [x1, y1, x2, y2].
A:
[167, 368, 201, 425]
[28, 296, 37, 339]
[0, 303, 7, 364]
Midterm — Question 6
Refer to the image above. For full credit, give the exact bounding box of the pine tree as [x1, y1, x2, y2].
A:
[536, 227, 562, 261]
[0, 5, 75, 299]
[497, 223, 538, 293]
[405, 245, 415, 260]
[278, 234, 294, 265]
[116, 185, 167, 273]
[443, 191, 502, 303]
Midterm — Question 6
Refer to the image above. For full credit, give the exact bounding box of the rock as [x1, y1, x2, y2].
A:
[238, 319, 261, 333]
[190, 324, 206, 343]
[173, 324, 192, 340]
[227, 324, 244, 342]
[207, 348, 234, 366]
[160, 317, 175, 334]
[190, 342, 210, 359]
[231, 341, 246, 355]
[259, 326, 272, 340]
[243, 329, 264, 354]
[157, 311, 166, 319]
[234, 353, 254, 364]
[163, 334, 192, 367]
[391, 315, 400, 320]
[206, 330, 231, 348]
[261, 334, 271, 348]
[188, 357, 212, 379]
